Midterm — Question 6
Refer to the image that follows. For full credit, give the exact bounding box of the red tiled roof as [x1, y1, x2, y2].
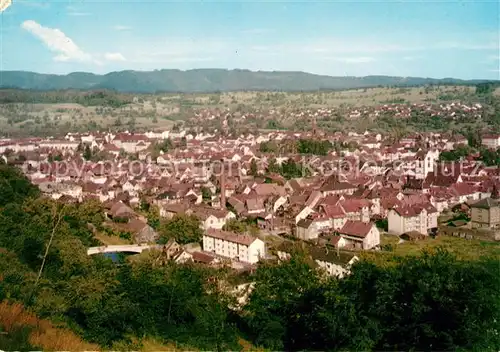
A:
[321, 204, 346, 218]
[192, 251, 217, 263]
[205, 229, 258, 246]
[338, 220, 373, 238]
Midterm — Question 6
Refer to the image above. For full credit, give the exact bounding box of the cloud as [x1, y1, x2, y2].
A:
[104, 52, 126, 62]
[22, 20, 127, 67]
[21, 20, 95, 63]
[113, 25, 132, 31]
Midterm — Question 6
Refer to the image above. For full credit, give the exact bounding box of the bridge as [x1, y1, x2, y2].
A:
[87, 244, 163, 256]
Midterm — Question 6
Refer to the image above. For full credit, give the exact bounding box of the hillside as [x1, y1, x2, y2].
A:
[0, 69, 495, 93]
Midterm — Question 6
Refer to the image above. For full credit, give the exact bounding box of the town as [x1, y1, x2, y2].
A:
[2, 113, 499, 278]
[2, 95, 500, 350]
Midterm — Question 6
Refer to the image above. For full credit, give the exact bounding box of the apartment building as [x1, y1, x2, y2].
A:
[388, 203, 438, 235]
[203, 230, 265, 264]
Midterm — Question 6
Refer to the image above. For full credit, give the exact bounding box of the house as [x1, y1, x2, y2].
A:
[320, 175, 357, 196]
[191, 251, 221, 265]
[310, 247, 359, 278]
[130, 219, 159, 243]
[159, 238, 182, 259]
[275, 241, 358, 278]
[387, 203, 438, 236]
[317, 204, 347, 230]
[481, 134, 500, 149]
[112, 133, 151, 153]
[108, 218, 159, 244]
[159, 202, 193, 218]
[295, 217, 331, 241]
[337, 220, 380, 250]
[414, 150, 437, 179]
[192, 207, 236, 231]
[245, 197, 266, 214]
[203, 230, 265, 264]
[106, 201, 136, 220]
[172, 250, 194, 264]
[470, 198, 500, 229]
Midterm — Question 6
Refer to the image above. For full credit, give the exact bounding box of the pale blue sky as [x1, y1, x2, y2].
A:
[1, 0, 499, 79]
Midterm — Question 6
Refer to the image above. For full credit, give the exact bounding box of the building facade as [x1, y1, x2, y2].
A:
[203, 230, 265, 264]
[470, 198, 500, 228]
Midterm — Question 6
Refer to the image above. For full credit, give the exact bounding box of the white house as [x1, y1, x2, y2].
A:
[194, 208, 236, 231]
[203, 230, 265, 264]
[39, 140, 80, 150]
[276, 241, 359, 278]
[311, 248, 360, 278]
[482, 134, 500, 149]
[337, 220, 380, 250]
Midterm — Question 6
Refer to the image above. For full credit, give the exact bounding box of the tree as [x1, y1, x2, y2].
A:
[201, 187, 212, 201]
[158, 214, 203, 244]
[83, 145, 92, 160]
[466, 129, 482, 149]
[362, 250, 500, 351]
[297, 139, 332, 155]
[479, 147, 500, 166]
[439, 145, 471, 161]
[476, 82, 495, 95]
[249, 159, 258, 177]
[157, 139, 173, 153]
[0, 163, 39, 207]
[267, 157, 280, 174]
[259, 141, 279, 153]
[222, 219, 247, 233]
[281, 159, 306, 179]
[243, 248, 322, 350]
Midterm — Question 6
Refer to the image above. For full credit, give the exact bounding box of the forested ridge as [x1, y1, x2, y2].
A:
[1, 69, 497, 93]
[0, 162, 499, 351]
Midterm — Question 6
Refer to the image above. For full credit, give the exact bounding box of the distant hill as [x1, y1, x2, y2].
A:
[0, 69, 495, 93]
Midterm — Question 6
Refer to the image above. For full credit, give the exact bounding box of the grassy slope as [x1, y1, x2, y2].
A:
[1, 85, 488, 137]
[361, 234, 500, 266]
[0, 301, 99, 351]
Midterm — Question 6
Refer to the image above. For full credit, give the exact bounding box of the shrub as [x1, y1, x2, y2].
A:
[0, 301, 99, 351]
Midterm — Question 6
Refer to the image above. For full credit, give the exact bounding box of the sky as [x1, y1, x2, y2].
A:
[0, 0, 499, 79]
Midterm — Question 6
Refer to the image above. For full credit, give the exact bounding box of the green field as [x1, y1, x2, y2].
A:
[1, 85, 498, 137]
[361, 234, 500, 266]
